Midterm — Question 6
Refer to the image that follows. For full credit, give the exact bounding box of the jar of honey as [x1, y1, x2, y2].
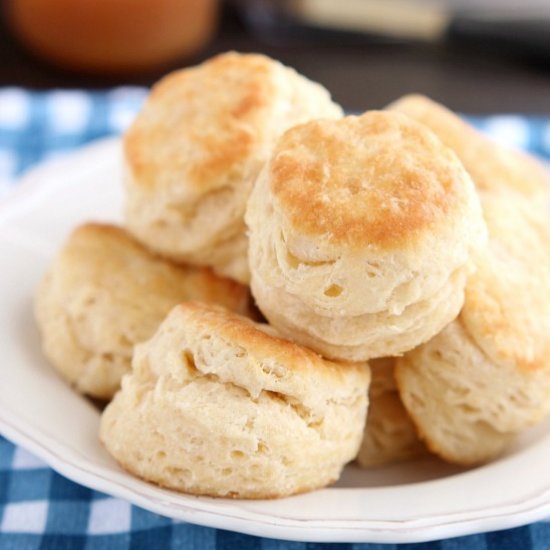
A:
[6, 0, 218, 75]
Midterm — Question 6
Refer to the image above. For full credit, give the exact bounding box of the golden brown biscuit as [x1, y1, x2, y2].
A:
[357, 358, 426, 468]
[124, 52, 343, 283]
[388, 94, 550, 210]
[396, 194, 550, 465]
[100, 302, 370, 499]
[246, 111, 487, 361]
[34, 223, 249, 399]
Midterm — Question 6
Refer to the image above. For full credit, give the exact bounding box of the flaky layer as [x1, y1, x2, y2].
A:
[251, 265, 468, 361]
[100, 302, 370, 498]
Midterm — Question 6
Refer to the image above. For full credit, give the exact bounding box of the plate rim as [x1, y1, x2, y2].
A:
[1, 137, 550, 544]
[3, 402, 550, 544]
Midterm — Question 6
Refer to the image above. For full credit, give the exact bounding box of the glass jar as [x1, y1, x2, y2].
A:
[6, 0, 219, 75]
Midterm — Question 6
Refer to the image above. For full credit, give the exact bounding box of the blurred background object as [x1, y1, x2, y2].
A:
[0, 0, 549, 113]
[241, 0, 550, 52]
[6, 0, 218, 74]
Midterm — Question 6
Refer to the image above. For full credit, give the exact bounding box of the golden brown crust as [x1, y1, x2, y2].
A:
[246, 108, 486, 361]
[124, 52, 283, 193]
[269, 111, 475, 249]
[388, 94, 550, 203]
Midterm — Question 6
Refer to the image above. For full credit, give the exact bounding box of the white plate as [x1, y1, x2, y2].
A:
[1, 137, 549, 544]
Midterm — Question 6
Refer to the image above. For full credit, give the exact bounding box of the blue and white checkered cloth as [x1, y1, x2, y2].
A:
[0, 88, 549, 549]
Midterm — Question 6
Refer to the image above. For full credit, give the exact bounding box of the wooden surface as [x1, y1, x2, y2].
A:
[0, 5, 549, 114]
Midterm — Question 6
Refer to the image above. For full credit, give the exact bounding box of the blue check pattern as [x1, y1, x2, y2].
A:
[0, 88, 549, 549]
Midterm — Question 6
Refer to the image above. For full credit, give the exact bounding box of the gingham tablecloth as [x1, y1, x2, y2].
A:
[0, 88, 549, 549]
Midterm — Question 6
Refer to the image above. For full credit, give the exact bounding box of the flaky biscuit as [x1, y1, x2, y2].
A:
[357, 358, 426, 468]
[388, 95, 550, 210]
[100, 302, 370, 499]
[246, 111, 487, 361]
[124, 52, 343, 283]
[34, 223, 249, 399]
[396, 194, 550, 465]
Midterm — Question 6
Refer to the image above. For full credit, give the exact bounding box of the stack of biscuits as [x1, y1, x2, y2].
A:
[35, 52, 550, 499]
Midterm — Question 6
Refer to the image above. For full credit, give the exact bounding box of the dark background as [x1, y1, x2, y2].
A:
[1, 3, 549, 114]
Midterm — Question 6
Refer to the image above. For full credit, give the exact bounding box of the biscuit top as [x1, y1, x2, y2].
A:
[268, 111, 476, 249]
[125, 52, 277, 193]
[169, 301, 369, 385]
[389, 95, 550, 202]
[59, 223, 249, 314]
[461, 195, 550, 371]
[124, 52, 340, 195]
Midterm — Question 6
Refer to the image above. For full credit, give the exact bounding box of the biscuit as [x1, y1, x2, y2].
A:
[388, 95, 550, 210]
[100, 302, 370, 499]
[357, 358, 426, 468]
[396, 194, 550, 465]
[246, 111, 487, 361]
[124, 52, 343, 284]
[34, 223, 250, 399]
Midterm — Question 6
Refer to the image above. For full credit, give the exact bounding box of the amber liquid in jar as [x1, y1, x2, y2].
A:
[7, 0, 218, 75]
